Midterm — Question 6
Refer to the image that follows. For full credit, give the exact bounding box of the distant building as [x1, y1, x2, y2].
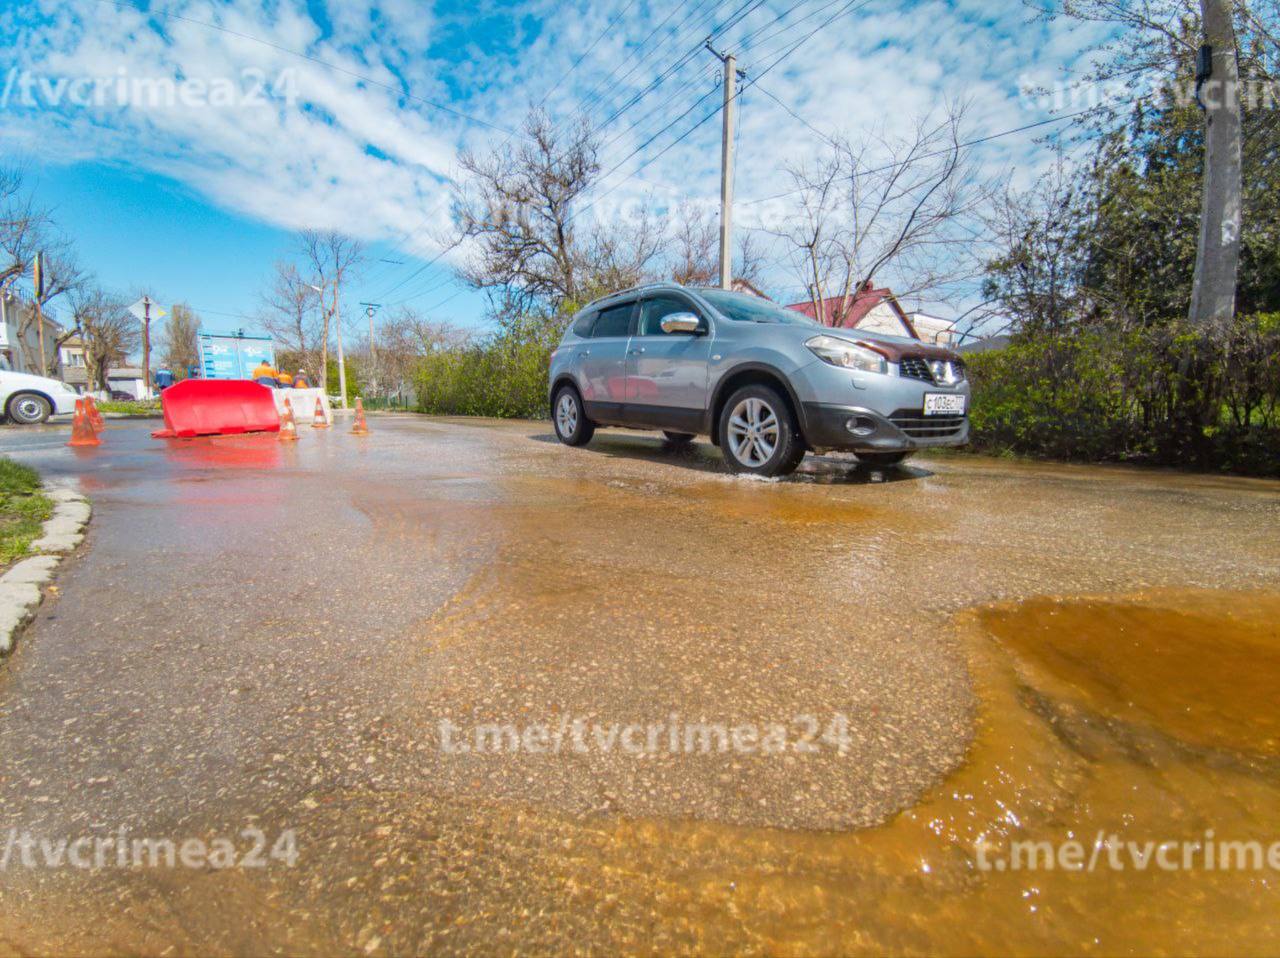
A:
[906, 311, 959, 347]
[0, 291, 65, 375]
[786, 284, 959, 346]
[104, 366, 149, 400]
[730, 278, 772, 299]
[58, 334, 90, 392]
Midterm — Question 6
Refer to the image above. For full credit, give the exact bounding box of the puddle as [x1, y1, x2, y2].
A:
[506, 589, 1280, 955]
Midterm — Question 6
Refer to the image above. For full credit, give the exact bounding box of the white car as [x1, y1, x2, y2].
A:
[0, 370, 81, 424]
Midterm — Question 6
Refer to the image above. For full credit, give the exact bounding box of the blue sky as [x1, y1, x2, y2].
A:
[0, 0, 1112, 340]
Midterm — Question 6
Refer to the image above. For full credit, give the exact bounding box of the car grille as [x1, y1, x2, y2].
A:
[898, 356, 933, 382]
[889, 408, 967, 438]
[897, 356, 965, 385]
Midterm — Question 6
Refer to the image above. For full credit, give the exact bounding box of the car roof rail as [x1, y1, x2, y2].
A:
[587, 281, 683, 307]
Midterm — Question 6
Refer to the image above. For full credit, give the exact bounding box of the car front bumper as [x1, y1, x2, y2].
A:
[800, 402, 970, 452]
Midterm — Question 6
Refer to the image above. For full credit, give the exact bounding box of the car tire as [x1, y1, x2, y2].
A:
[856, 451, 912, 467]
[553, 385, 595, 446]
[662, 431, 695, 444]
[717, 384, 806, 477]
[7, 392, 52, 425]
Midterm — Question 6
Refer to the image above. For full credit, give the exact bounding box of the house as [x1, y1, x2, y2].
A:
[105, 366, 149, 400]
[57, 334, 90, 392]
[906, 311, 959, 347]
[0, 291, 65, 375]
[786, 283, 958, 345]
[730, 278, 771, 299]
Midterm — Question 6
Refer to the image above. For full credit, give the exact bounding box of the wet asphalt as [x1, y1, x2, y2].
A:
[0, 415, 1277, 955]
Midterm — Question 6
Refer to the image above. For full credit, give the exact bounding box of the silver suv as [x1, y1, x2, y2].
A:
[548, 284, 970, 477]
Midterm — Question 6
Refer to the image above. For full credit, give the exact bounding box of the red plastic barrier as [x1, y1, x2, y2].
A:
[152, 379, 281, 439]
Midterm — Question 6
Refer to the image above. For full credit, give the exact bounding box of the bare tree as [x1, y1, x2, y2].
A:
[259, 260, 321, 377]
[299, 230, 363, 392]
[370, 307, 469, 401]
[161, 303, 201, 381]
[454, 110, 601, 312]
[670, 201, 719, 286]
[765, 104, 985, 326]
[71, 287, 139, 393]
[0, 167, 48, 294]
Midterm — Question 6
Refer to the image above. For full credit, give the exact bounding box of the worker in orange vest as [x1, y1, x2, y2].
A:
[293, 372, 310, 388]
[250, 359, 279, 385]
[277, 370, 294, 387]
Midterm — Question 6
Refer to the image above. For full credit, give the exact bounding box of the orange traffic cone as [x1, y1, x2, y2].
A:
[351, 397, 369, 435]
[279, 398, 299, 442]
[68, 399, 101, 447]
[311, 397, 329, 429]
[85, 395, 105, 432]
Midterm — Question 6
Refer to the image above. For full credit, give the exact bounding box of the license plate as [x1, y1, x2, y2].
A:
[923, 393, 966, 416]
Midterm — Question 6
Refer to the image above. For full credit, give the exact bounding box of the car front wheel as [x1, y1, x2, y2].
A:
[553, 386, 595, 446]
[717, 384, 806, 477]
[7, 392, 52, 425]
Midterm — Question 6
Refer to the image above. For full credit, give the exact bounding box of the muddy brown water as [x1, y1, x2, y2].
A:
[0, 419, 1278, 955]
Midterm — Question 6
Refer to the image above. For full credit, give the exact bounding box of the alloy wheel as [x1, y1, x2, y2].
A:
[727, 397, 778, 467]
[556, 392, 578, 437]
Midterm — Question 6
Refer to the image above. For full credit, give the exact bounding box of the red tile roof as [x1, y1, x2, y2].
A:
[786, 287, 919, 338]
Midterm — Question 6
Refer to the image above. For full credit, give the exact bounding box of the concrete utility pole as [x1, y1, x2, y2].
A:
[332, 283, 348, 409]
[706, 41, 740, 290]
[309, 281, 348, 409]
[1189, 0, 1243, 331]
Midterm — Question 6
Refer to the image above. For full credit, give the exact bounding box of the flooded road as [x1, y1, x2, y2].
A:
[0, 416, 1277, 954]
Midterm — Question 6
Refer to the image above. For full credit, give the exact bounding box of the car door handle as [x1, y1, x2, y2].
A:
[577, 350, 590, 357]
[628, 347, 645, 355]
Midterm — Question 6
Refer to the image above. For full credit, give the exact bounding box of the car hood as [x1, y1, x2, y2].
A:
[771, 323, 962, 363]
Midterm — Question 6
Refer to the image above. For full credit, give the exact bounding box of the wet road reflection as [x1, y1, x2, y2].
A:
[0, 417, 1276, 954]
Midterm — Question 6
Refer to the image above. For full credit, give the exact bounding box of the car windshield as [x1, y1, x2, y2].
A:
[695, 289, 819, 326]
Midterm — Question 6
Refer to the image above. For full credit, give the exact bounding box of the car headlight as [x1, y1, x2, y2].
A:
[805, 335, 888, 374]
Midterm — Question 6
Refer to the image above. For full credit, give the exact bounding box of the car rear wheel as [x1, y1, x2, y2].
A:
[553, 386, 595, 446]
[856, 451, 912, 467]
[718, 384, 806, 477]
[7, 392, 52, 425]
[662, 431, 695, 444]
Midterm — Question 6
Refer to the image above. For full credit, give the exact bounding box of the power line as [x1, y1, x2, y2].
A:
[740, 109, 1096, 205]
[573, 0, 877, 221]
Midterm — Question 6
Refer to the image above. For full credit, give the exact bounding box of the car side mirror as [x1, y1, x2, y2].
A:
[660, 312, 704, 335]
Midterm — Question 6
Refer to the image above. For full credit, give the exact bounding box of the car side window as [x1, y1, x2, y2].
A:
[571, 310, 596, 337]
[637, 295, 702, 336]
[591, 302, 634, 338]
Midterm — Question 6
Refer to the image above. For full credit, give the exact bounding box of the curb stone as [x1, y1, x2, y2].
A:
[0, 482, 90, 655]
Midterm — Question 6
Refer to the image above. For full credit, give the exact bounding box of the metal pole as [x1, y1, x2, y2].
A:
[142, 297, 152, 399]
[36, 298, 46, 377]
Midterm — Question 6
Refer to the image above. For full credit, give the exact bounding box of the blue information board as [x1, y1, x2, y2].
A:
[197, 333, 275, 380]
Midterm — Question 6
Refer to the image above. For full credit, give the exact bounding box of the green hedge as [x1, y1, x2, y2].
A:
[966, 315, 1280, 476]
[413, 314, 561, 420]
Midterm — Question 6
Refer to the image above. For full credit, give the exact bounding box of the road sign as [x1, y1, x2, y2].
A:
[128, 298, 167, 322]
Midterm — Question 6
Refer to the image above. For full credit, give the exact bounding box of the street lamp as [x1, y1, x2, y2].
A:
[307, 280, 348, 409]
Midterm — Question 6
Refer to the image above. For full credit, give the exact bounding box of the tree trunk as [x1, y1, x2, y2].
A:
[1189, 0, 1243, 332]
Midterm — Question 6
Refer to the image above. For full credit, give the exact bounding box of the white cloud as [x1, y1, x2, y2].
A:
[3, 0, 1109, 315]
